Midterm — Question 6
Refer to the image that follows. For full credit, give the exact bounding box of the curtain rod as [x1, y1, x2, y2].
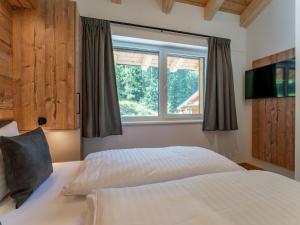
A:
[108, 20, 213, 39]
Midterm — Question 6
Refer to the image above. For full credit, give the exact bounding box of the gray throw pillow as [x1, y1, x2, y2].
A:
[0, 128, 53, 208]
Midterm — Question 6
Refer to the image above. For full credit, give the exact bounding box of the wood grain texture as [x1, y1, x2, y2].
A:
[176, 0, 252, 15]
[13, 0, 80, 130]
[0, 0, 14, 120]
[7, 0, 36, 9]
[13, 0, 46, 130]
[0, 0, 12, 78]
[221, 0, 252, 15]
[238, 163, 264, 170]
[175, 0, 268, 27]
[252, 48, 295, 69]
[0, 76, 15, 120]
[252, 49, 295, 171]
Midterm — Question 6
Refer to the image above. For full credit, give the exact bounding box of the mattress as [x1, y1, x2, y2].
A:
[64, 146, 244, 195]
[87, 170, 300, 225]
[0, 161, 86, 225]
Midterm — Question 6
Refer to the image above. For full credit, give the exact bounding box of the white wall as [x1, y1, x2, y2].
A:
[77, 0, 250, 164]
[246, 0, 295, 177]
[45, 130, 81, 162]
[295, 0, 300, 181]
[247, 0, 295, 66]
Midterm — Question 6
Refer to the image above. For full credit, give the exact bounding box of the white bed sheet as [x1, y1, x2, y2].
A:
[64, 146, 244, 195]
[0, 161, 86, 225]
[87, 170, 300, 225]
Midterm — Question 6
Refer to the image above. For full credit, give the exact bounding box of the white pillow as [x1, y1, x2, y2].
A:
[63, 146, 244, 195]
[0, 121, 20, 200]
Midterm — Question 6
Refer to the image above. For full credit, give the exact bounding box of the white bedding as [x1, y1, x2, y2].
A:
[64, 146, 244, 195]
[87, 170, 300, 225]
[0, 161, 86, 225]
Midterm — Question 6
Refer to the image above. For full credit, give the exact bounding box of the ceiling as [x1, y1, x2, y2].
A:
[112, 0, 272, 28]
[176, 0, 253, 15]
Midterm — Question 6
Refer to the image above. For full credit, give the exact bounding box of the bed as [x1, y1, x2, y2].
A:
[0, 120, 246, 225]
[0, 162, 85, 225]
[6, 121, 294, 225]
[0, 149, 243, 225]
[86, 170, 300, 225]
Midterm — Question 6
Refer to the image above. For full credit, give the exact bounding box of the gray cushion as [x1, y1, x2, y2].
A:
[0, 121, 20, 202]
[0, 128, 53, 208]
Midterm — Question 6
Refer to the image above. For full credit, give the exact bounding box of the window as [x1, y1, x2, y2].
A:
[113, 36, 207, 123]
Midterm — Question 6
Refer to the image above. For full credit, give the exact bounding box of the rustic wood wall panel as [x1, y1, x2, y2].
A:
[0, 0, 12, 78]
[46, 0, 77, 129]
[13, 0, 46, 130]
[0, 76, 15, 120]
[7, 0, 36, 9]
[252, 48, 295, 171]
[13, 0, 80, 130]
[0, 0, 15, 120]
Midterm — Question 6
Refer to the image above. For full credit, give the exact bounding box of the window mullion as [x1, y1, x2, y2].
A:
[159, 48, 167, 120]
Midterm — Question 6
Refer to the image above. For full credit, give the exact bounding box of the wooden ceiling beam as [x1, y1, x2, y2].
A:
[162, 0, 175, 14]
[204, 0, 225, 20]
[240, 0, 272, 28]
[111, 0, 122, 4]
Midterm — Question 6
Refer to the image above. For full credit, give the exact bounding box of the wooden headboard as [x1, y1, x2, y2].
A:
[0, 0, 15, 121]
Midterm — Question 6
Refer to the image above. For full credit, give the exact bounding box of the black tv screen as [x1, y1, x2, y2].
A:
[245, 59, 295, 99]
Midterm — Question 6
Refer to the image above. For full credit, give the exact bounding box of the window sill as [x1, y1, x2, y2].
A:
[122, 120, 203, 126]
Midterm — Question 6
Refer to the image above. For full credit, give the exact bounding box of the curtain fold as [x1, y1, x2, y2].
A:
[203, 37, 238, 131]
[82, 17, 122, 138]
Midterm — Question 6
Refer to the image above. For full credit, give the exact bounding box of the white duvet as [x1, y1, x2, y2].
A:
[63, 146, 243, 195]
[0, 162, 86, 225]
[87, 170, 300, 225]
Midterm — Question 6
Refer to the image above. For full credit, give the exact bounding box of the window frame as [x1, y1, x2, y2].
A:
[113, 39, 207, 124]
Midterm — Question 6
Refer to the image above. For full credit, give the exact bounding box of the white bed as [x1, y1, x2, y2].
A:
[0, 145, 244, 225]
[87, 170, 300, 225]
[63, 146, 244, 195]
[0, 161, 85, 225]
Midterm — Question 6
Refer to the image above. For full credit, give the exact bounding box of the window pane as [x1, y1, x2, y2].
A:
[288, 69, 295, 96]
[114, 49, 159, 117]
[167, 56, 202, 115]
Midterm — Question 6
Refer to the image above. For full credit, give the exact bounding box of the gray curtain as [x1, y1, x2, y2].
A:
[82, 17, 122, 138]
[203, 37, 238, 131]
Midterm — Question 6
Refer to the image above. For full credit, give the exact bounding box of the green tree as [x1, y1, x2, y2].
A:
[115, 64, 198, 116]
[167, 69, 198, 113]
[116, 64, 159, 116]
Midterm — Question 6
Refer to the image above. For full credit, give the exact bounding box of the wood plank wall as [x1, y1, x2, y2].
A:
[13, 0, 79, 130]
[7, 0, 36, 9]
[252, 48, 295, 171]
[0, 0, 15, 120]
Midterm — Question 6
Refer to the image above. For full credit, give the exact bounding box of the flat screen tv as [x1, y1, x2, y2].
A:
[245, 59, 295, 99]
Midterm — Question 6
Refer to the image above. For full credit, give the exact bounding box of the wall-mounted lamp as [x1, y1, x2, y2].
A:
[38, 117, 47, 126]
